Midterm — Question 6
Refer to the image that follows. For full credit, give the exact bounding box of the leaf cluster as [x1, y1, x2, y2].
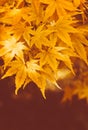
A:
[0, 0, 88, 98]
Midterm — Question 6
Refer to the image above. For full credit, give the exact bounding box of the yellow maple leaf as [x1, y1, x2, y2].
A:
[36, 45, 75, 73]
[21, 2, 43, 25]
[30, 24, 53, 48]
[40, 0, 75, 20]
[2, 58, 24, 77]
[48, 17, 78, 48]
[2, 58, 27, 94]
[31, 0, 40, 15]
[11, 22, 26, 41]
[72, 34, 88, 64]
[41, 65, 61, 90]
[0, 8, 22, 25]
[0, 37, 27, 65]
[15, 63, 27, 94]
[0, 25, 12, 40]
[57, 53, 75, 74]
[36, 46, 67, 71]
[26, 59, 47, 98]
[12, 22, 33, 45]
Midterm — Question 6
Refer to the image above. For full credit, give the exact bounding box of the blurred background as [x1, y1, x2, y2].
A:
[0, 77, 88, 130]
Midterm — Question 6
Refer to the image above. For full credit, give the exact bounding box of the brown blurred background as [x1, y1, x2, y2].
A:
[0, 77, 88, 130]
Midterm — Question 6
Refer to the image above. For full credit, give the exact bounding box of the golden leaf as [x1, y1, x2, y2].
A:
[15, 64, 27, 94]
[0, 37, 27, 63]
[49, 17, 78, 48]
[31, 0, 40, 15]
[72, 34, 88, 64]
[41, 0, 75, 20]
[31, 24, 53, 48]
[0, 8, 22, 25]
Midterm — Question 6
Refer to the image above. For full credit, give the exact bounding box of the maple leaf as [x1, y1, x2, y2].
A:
[2, 58, 27, 94]
[31, 0, 40, 16]
[57, 53, 75, 74]
[48, 17, 78, 48]
[21, 3, 43, 25]
[2, 59, 24, 79]
[0, 25, 12, 40]
[0, 37, 27, 65]
[40, 0, 75, 20]
[36, 46, 67, 71]
[12, 22, 33, 45]
[41, 65, 61, 89]
[30, 24, 53, 48]
[0, 8, 22, 25]
[23, 26, 34, 46]
[20, 7, 32, 23]
[15, 62, 27, 94]
[36, 46, 75, 73]
[11, 22, 26, 41]
[72, 34, 88, 64]
[26, 59, 47, 98]
[26, 59, 61, 98]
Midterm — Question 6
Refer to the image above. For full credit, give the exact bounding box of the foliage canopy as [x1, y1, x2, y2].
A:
[0, 0, 88, 100]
